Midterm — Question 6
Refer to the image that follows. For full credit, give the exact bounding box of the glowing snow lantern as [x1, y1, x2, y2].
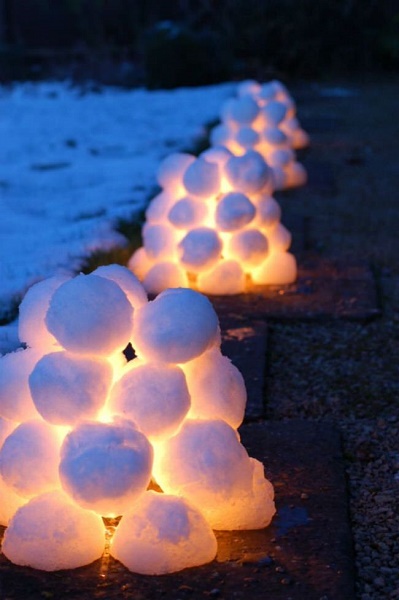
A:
[210, 79, 309, 190]
[0, 271, 275, 574]
[129, 149, 297, 295]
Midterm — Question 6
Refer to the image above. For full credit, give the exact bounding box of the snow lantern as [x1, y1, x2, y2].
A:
[128, 148, 297, 295]
[210, 79, 309, 190]
[0, 268, 275, 574]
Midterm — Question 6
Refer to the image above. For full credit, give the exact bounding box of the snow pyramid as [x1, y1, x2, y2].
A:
[129, 148, 297, 296]
[0, 267, 275, 574]
[210, 79, 309, 191]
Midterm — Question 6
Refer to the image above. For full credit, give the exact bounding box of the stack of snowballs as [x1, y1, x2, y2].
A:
[210, 79, 309, 190]
[0, 266, 275, 574]
[129, 146, 297, 296]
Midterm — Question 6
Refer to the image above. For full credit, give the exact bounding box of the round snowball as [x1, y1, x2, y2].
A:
[262, 100, 287, 125]
[0, 475, 26, 526]
[266, 222, 292, 251]
[45, 274, 133, 356]
[215, 192, 255, 232]
[178, 227, 222, 273]
[2, 490, 105, 571]
[143, 262, 189, 296]
[255, 195, 282, 229]
[227, 229, 268, 267]
[128, 247, 153, 281]
[132, 288, 219, 364]
[252, 251, 297, 285]
[18, 275, 70, 350]
[157, 153, 195, 191]
[209, 123, 233, 148]
[93, 264, 148, 309]
[111, 491, 217, 574]
[224, 150, 272, 194]
[145, 191, 176, 224]
[200, 146, 233, 169]
[237, 80, 261, 97]
[269, 148, 294, 168]
[229, 96, 259, 125]
[153, 419, 253, 522]
[183, 158, 220, 198]
[0, 419, 61, 498]
[197, 260, 245, 296]
[284, 161, 308, 188]
[142, 223, 176, 260]
[29, 351, 113, 426]
[183, 347, 246, 428]
[59, 419, 153, 516]
[0, 347, 41, 422]
[168, 197, 208, 229]
[235, 127, 259, 149]
[109, 362, 190, 441]
[262, 127, 288, 146]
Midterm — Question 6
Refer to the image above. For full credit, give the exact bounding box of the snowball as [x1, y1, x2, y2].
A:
[266, 222, 292, 251]
[153, 419, 258, 528]
[268, 148, 294, 167]
[183, 347, 246, 428]
[262, 100, 287, 125]
[128, 247, 153, 281]
[132, 288, 219, 364]
[262, 127, 288, 146]
[284, 161, 308, 188]
[197, 260, 246, 296]
[2, 490, 105, 570]
[111, 491, 217, 574]
[0, 347, 41, 421]
[0, 419, 61, 498]
[259, 82, 277, 101]
[237, 80, 262, 97]
[109, 362, 190, 441]
[142, 223, 177, 259]
[235, 127, 260, 149]
[224, 150, 272, 194]
[209, 123, 232, 148]
[157, 153, 195, 191]
[227, 229, 269, 267]
[45, 274, 133, 356]
[182, 158, 220, 198]
[59, 419, 153, 516]
[29, 351, 113, 426]
[93, 264, 148, 309]
[18, 274, 70, 349]
[215, 192, 256, 231]
[178, 227, 222, 273]
[145, 191, 176, 224]
[255, 194, 282, 229]
[229, 96, 259, 125]
[0, 417, 15, 448]
[0, 475, 26, 526]
[168, 197, 208, 229]
[252, 251, 297, 285]
[143, 262, 189, 296]
[200, 146, 233, 169]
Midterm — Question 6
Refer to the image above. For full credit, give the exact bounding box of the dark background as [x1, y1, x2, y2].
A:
[1, 0, 398, 87]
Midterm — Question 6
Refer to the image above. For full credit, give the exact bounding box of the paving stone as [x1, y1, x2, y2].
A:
[0, 421, 355, 600]
[221, 319, 268, 420]
[209, 256, 381, 322]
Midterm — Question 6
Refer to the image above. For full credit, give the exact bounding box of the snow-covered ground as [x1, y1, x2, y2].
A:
[0, 80, 235, 351]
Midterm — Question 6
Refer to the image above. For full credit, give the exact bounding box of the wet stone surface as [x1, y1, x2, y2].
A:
[0, 421, 355, 600]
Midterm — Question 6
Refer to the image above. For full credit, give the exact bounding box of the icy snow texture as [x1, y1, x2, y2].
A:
[0, 419, 61, 498]
[92, 264, 148, 309]
[29, 351, 113, 425]
[153, 419, 275, 529]
[132, 288, 219, 363]
[111, 491, 217, 574]
[59, 419, 153, 516]
[183, 347, 246, 428]
[109, 361, 190, 441]
[18, 275, 70, 350]
[2, 490, 105, 571]
[46, 273, 133, 356]
[0, 347, 41, 421]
